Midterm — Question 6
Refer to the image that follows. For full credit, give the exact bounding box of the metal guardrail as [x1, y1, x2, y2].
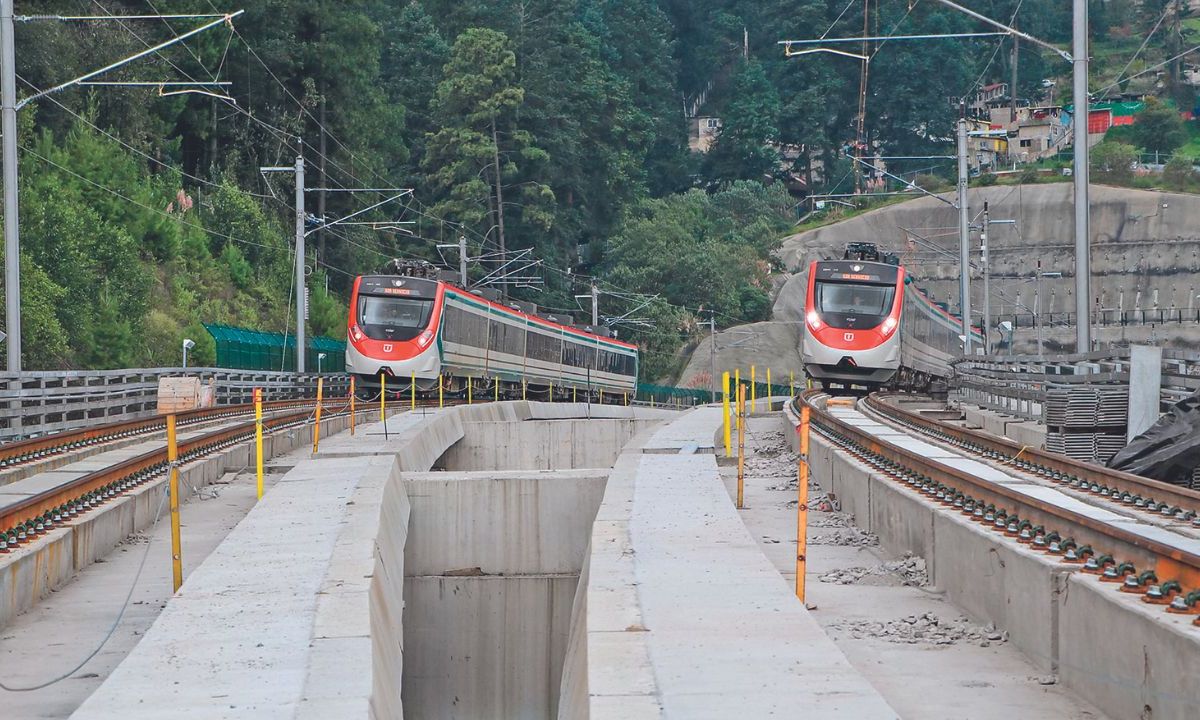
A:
[996, 307, 1200, 330]
[952, 347, 1200, 425]
[0, 368, 347, 442]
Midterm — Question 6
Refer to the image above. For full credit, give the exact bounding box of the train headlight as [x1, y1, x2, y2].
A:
[805, 310, 824, 331]
[416, 329, 435, 349]
[881, 317, 898, 336]
[351, 324, 364, 342]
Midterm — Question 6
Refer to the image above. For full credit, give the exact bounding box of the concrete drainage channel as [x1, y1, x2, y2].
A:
[402, 414, 660, 718]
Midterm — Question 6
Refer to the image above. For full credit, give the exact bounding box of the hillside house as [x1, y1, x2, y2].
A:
[689, 116, 722, 153]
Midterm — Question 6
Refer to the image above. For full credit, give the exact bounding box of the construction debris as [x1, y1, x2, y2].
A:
[830, 612, 1008, 647]
[818, 554, 928, 587]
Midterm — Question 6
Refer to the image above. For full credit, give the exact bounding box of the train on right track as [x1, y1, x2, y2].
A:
[802, 242, 983, 393]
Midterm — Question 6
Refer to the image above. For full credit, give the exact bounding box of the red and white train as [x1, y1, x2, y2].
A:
[802, 243, 982, 391]
[345, 262, 639, 399]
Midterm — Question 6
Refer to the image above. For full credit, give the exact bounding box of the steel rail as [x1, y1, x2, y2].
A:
[0, 399, 317, 470]
[0, 392, 645, 553]
[866, 392, 1200, 520]
[798, 391, 1200, 615]
[0, 401, 352, 550]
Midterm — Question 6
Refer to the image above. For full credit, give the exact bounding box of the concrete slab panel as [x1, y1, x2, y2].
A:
[402, 575, 578, 720]
[402, 469, 606, 576]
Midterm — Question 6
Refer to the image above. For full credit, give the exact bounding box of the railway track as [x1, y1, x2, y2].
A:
[798, 390, 1200, 624]
[0, 400, 356, 554]
[0, 399, 319, 472]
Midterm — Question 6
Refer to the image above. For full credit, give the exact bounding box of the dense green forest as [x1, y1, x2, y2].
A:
[4, 0, 1177, 378]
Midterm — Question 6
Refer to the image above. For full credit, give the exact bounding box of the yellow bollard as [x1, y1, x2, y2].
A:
[550, 380, 554, 403]
[624, 391, 628, 406]
[789, 370, 795, 394]
[522, 379, 527, 401]
[599, 388, 604, 405]
[722, 371, 731, 457]
[734, 368, 741, 433]
[166, 414, 183, 592]
[495, 376, 500, 402]
[750, 364, 756, 413]
[410, 371, 416, 410]
[312, 377, 324, 454]
[573, 385, 577, 403]
[766, 368, 772, 408]
[349, 377, 356, 436]
[468, 376, 473, 405]
[254, 388, 264, 500]
[796, 404, 812, 601]
[736, 385, 745, 509]
[380, 375, 386, 422]
[438, 374, 444, 409]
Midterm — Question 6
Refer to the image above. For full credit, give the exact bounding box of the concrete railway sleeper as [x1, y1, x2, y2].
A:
[0, 402, 360, 554]
[797, 391, 1200, 626]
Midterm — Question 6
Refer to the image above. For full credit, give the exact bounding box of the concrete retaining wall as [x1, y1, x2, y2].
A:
[438, 419, 657, 471]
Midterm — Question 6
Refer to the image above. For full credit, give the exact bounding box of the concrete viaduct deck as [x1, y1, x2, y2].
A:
[65, 401, 896, 719]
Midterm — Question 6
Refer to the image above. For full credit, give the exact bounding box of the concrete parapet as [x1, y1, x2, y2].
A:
[1059, 574, 1200, 720]
[566, 407, 898, 719]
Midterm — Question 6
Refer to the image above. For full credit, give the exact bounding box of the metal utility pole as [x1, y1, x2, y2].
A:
[705, 311, 718, 402]
[294, 152, 306, 373]
[1035, 260, 1044, 356]
[591, 283, 599, 327]
[0, 9, 240, 373]
[1010, 32, 1019, 123]
[981, 202, 991, 354]
[458, 235, 468, 286]
[1072, 0, 1092, 352]
[957, 116, 972, 355]
[854, 0, 871, 194]
[2, 0, 19, 372]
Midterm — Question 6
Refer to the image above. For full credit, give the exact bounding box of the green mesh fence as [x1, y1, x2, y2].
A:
[204, 324, 346, 373]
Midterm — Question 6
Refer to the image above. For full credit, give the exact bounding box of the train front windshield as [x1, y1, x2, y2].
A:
[814, 281, 894, 327]
[358, 296, 434, 340]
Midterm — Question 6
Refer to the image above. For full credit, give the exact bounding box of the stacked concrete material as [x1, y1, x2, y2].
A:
[563, 406, 898, 718]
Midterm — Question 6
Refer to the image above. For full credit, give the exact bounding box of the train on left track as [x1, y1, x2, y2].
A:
[345, 260, 639, 400]
[802, 242, 982, 392]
